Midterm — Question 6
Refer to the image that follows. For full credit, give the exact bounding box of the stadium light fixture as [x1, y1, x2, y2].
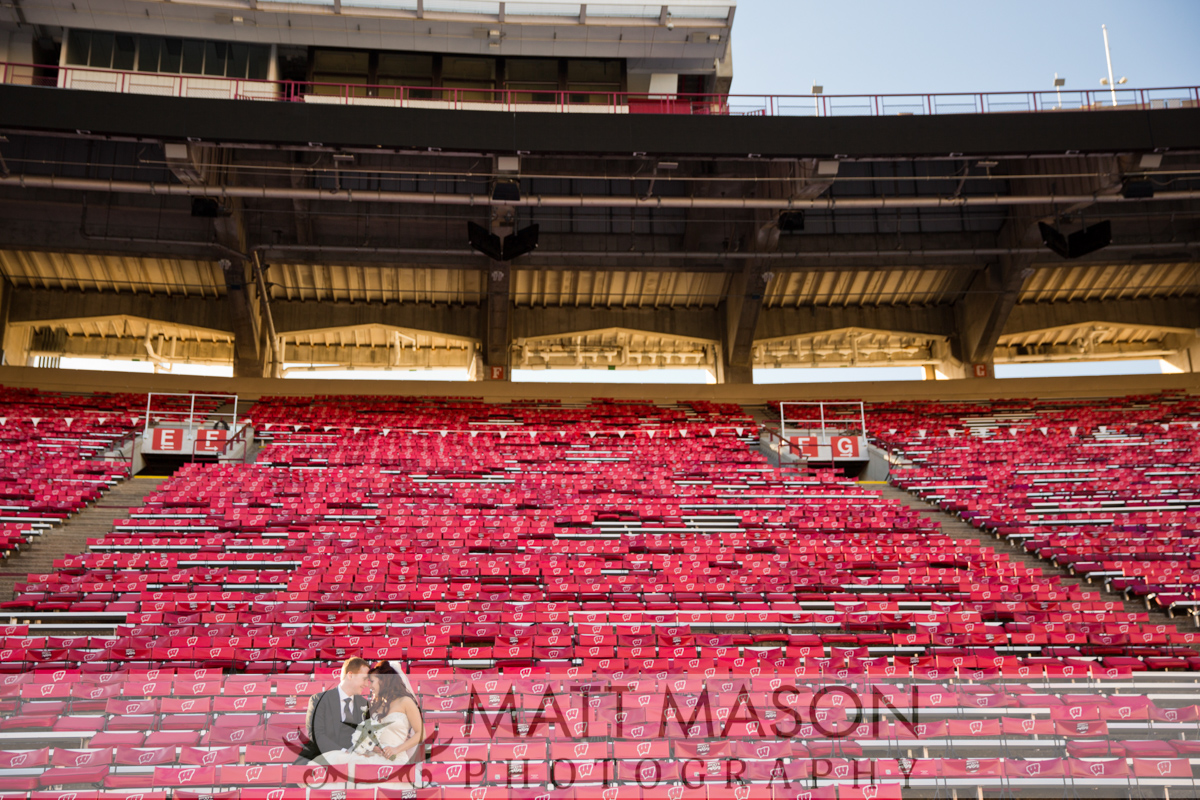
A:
[503, 224, 540, 261]
[1038, 219, 1112, 259]
[467, 222, 504, 261]
[1053, 73, 1065, 109]
[1121, 180, 1154, 199]
[467, 222, 539, 261]
[778, 211, 805, 233]
[492, 180, 521, 203]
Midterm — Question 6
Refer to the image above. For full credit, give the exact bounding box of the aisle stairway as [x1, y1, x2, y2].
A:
[0, 477, 168, 602]
[878, 482, 1200, 647]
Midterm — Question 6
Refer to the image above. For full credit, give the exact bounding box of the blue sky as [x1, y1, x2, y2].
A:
[730, 1, 1200, 97]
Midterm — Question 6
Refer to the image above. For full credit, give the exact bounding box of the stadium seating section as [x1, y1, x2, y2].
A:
[0, 390, 1197, 797]
[871, 393, 1200, 619]
[0, 388, 140, 560]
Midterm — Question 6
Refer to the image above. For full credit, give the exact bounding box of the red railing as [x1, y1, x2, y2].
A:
[218, 422, 254, 464]
[3, 61, 1198, 117]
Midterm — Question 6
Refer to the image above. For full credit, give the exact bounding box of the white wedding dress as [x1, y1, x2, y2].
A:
[315, 711, 420, 788]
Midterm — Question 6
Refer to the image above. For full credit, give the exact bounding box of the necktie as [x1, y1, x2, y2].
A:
[344, 697, 352, 722]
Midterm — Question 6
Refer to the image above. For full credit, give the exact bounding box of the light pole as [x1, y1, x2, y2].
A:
[1054, 73, 1065, 109]
[1099, 24, 1127, 107]
[811, 83, 823, 117]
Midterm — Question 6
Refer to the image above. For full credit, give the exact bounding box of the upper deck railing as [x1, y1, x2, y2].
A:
[2, 61, 1197, 117]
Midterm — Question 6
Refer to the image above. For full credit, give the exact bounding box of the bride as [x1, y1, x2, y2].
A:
[315, 660, 425, 787]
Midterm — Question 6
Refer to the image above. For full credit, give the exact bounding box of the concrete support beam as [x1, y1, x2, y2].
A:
[483, 261, 510, 379]
[756, 304, 956, 340]
[35, 336, 234, 364]
[7, 288, 234, 332]
[953, 222, 1037, 374]
[717, 161, 806, 385]
[1164, 333, 1200, 374]
[1004, 296, 1200, 335]
[290, 152, 315, 247]
[284, 343, 473, 369]
[722, 260, 767, 384]
[512, 307, 718, 343]
[220, 258, 266, 378]
[15, 335, 477, 371]
[0, 277, 9, 366]
[272, 301, 480, 341]
[206, 164, 266, 377]
[952, 159, 1135, 377]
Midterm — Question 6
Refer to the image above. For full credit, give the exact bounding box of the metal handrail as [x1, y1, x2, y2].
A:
[2, 61, 1197, 117]
[218, 421, 254, 464]
[759, 424, 806, 470]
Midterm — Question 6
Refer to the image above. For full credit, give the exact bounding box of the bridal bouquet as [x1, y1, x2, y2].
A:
[348, 715, 394, 758]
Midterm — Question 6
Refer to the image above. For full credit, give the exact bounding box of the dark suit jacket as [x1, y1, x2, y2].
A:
[294, 687, 369, 763]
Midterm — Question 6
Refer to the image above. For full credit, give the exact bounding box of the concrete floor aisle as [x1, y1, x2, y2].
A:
[0, 476, 169, 602]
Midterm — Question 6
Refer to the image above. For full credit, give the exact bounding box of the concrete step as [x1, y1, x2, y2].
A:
[878, 483, 1200, 649]
[0, 477, 168, 602]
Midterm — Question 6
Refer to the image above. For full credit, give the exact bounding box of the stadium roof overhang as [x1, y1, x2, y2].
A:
[0, 95, 1197, 380]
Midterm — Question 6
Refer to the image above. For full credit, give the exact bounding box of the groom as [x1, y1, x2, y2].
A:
[294, 657, 370, 764]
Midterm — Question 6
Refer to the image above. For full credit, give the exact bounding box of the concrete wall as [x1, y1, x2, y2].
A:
[1, 30, 35, 85]
[1, 363, 1196, 404]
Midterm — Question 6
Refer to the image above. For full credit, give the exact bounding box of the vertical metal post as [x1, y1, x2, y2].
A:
[188, 394, 196, 463]
[779, 403, 788, 464]
[1102, 25, 1117, 107]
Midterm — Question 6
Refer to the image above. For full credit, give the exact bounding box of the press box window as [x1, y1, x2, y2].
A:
[65, 30, 269, 79]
